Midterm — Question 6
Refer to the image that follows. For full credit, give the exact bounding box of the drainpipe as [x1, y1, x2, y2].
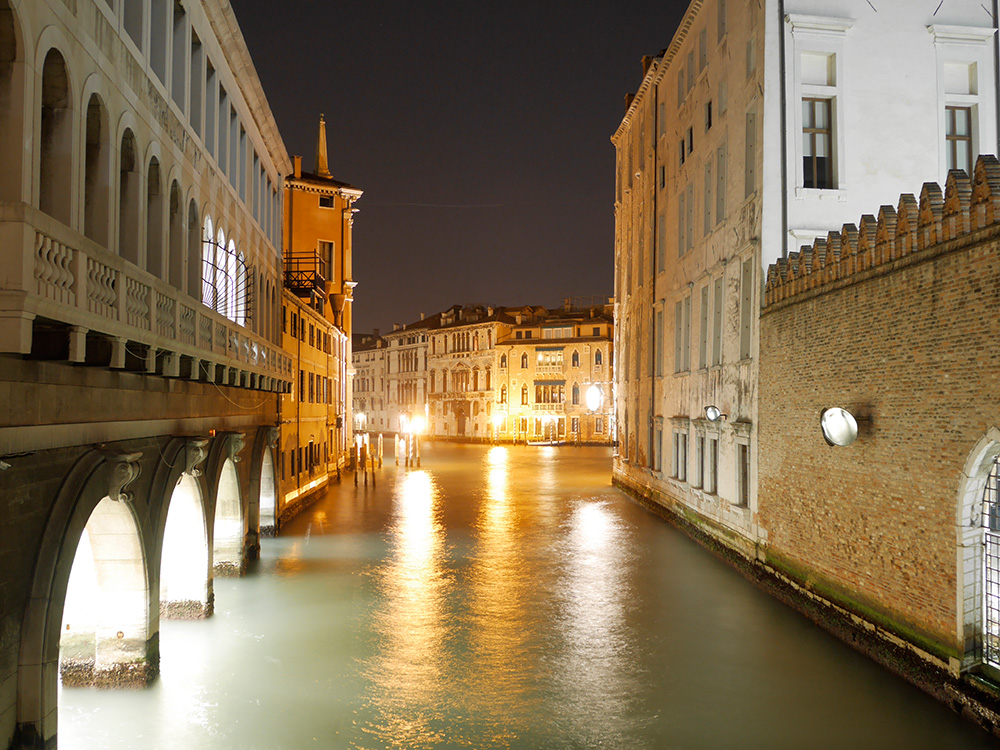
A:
[650, 69, 658, 468]
[779, 0, 788, 259]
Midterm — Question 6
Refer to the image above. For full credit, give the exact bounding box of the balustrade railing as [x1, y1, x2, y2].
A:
[4, 204, 290, 388]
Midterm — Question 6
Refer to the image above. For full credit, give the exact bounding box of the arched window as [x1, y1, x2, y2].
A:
[39, 49, 72, 225]
[485, 367, 491, 390]
[521, 385, 528, 405]
[474, 333, 479, 351]
[430, 371, 436, 393]
[84, 95, 111, 246]
[226, 239, 237, 322]
[187, 199, 200, 299]
[214, 228, 226, 314]
[119, 129, 140, 264]
[572, 350, 580, 368]
[146, 156, 164, 278]
[168, 181, 183, 288]
[500, 385, 507, 404]
[202, 215, 214, 307]
[572, 383, 580, 405]
[521, 353, 528, 369]
[984, 455, 1000, 667]
[0, 4, 23, 202]
[500, 354, 507, 369]
[595, 349, 603, 366]
[236, 249, 247, 326]
[487, 330, 492, 348]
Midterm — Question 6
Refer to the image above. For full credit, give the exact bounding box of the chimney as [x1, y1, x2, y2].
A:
[373, 328, 379, 338]
[420, 312, 425, 320]
[315, 114, 331, 178]
[393, 323, 400, 331]
[293, 155, 302, 179]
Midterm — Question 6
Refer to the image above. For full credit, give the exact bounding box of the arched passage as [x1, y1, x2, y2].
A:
[0, 0, 23, 203]
[83, 93, 111, 246]
[957, 428, 1000, 671]
[160, 474, 210, 618]
[118, 129, 140, 264]
[146, 156, 164, 278]
[60, 498, 149, 687]
[39, 48, 72, 225]
[213, 458, 244, 575]
[168, 180, 183, 288]
[259, 448, 277, 536]
[186, 198, 200, 299]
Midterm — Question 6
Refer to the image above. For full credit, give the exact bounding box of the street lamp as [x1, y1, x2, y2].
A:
[820, 407, 858, 447]
[585, 384, 603, 412]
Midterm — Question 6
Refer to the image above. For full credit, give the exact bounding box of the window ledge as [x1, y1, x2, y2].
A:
[795, 186, 848, 201]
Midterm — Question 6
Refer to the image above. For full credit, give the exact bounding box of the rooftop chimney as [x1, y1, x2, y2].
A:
[420, 312, 425, 320]
[315, 114, 331, 178]
[293, 155, 302, 179]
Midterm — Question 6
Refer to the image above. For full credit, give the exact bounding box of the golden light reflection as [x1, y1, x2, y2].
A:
[364, 470, 450, 746]
[466, 444, 531, 741]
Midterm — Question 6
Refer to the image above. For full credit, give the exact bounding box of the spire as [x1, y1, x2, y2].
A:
[315, 113, 331, 178]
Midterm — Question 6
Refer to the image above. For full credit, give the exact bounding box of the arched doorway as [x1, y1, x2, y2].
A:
[161, 474, 210, 618]
[60, 498, 150, 687]
[260, 449, 277, 536]
[213, 458, 244, 576]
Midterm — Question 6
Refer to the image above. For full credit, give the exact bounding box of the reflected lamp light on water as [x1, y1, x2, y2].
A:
[704, 405, 727, 422]
[585, 385, 603, 412]
[820, 407, 859, 447]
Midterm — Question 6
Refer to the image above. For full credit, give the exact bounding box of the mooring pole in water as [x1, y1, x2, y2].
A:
[370, 454, 376, 488]
[353, 443, 358, 486]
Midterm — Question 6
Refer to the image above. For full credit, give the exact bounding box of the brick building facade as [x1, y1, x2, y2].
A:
[758, 155, 1000, 725]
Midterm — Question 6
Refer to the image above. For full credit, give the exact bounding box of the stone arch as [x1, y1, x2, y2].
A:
[246, 426, 278, 540]
[956, 427, 1000, 670]
[118, 128, 141, 264]
[0, 0, 25, 202]
[83, 92, 111, 247]
[17, 449, 155, 747]
[153, 437, 212, 619]
[206, 433, 247, 577]
[38, 47, 73, 225]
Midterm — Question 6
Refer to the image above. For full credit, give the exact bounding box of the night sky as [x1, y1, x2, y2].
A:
[235, 1, 687, 334]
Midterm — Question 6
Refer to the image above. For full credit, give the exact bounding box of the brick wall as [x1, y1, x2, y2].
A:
[759, 156, 1000, 658]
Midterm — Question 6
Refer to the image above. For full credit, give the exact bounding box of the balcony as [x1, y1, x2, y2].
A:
[532, 403, 565, 413]
[0, 204, 292, 390]
[284, 250, 327, 300]
[535, 363, 564, 375]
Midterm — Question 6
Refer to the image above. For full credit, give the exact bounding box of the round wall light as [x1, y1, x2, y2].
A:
[586, 385, 603, 412]
[820, 407, 858, 447]
[704, 405, 727, 422]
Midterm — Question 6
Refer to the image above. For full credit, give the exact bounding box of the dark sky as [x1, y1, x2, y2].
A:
[234, 1, 686, 334]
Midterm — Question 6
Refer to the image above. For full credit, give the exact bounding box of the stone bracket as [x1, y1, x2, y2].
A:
[184, 438, 209, 477]
[100, 449, 142, 504]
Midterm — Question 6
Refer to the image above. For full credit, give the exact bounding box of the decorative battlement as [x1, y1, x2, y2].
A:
[764, 154, 1000, 307]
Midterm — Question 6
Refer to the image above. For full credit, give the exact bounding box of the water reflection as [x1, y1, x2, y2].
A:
[555, 500, 639, 743]
[363, 470, 451, 747]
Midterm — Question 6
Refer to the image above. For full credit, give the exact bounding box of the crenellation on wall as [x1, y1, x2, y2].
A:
[765, 155, 1000, 307]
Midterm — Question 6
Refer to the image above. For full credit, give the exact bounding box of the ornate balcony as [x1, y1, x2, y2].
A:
[0, 204, 291, 391]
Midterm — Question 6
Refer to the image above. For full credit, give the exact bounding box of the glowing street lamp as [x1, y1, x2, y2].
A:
[585, 384, 603, 413]
[820, 407, 859, 447]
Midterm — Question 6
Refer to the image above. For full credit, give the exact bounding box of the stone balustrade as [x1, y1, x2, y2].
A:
[0, 202, 291, 391]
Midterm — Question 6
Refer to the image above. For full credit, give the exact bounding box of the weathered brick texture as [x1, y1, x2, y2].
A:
[760, 156, 1000, 658]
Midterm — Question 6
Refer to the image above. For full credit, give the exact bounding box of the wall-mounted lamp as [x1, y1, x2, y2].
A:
[820, 407, 858, 447]
[704, 405, 727, 422]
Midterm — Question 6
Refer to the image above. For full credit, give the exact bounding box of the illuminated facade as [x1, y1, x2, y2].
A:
[352, 331, 388, 434]
[0, 0, 291, 744]
[382, 314, 434, 435]
[426, 305, 511, 440]
[495, 304, 614, 445]
[279, 117, 361, 520]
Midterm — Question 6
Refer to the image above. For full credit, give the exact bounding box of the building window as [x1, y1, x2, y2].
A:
[737, 440, 750, 507]
[712, 276, 724, 366]
[674, 297, 691, 373]
[595, 417, 604, 433]
[705, 101, 713, 132]
[572, 383, 580, 405]
[319, 194, 334, 208]
[679, 139, 686, 167]
[695, 434, 705, 488]
[707, 437, 719, 494]
[740, 257, 754, 359]
[500, 354, 507, 369]
[521, 353, 528, 368]
[745, 108, 757, 198]
[686, 127, 694, 155]
[572, 350, 580, 367]
[595, 349, 603, 366]
[946, 105, 973, 175]
[500, 385, 507, 404]
[802, 98, 833, 189]
[672, 429, 688, 481]
[521, 385, 528, 405]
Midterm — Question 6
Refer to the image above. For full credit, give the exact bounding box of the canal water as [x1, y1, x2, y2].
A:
[60, 444, 994, 749]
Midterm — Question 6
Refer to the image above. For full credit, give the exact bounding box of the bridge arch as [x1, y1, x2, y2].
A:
[17, 449, 155, 748]
[206, 432, 248, 576]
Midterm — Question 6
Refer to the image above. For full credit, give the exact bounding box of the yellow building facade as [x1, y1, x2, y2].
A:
[278, 116, 361, 522]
